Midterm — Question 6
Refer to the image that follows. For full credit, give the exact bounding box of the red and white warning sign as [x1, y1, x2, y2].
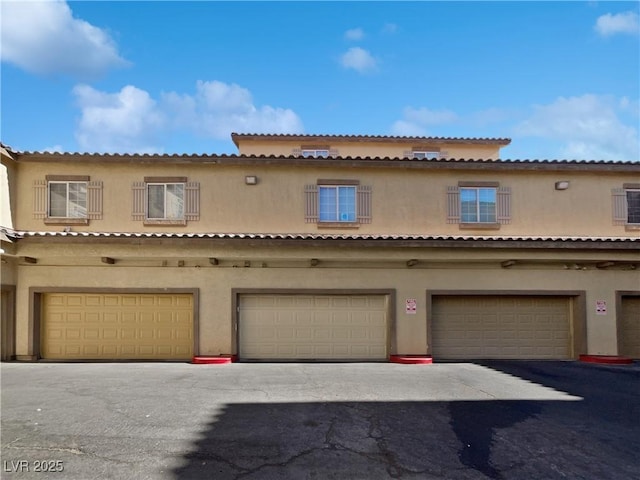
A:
[596, 300, 607, 315]
[405, 298, 417, 315]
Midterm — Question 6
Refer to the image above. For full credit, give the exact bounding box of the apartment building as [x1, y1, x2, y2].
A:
[1, 134, 638, 362]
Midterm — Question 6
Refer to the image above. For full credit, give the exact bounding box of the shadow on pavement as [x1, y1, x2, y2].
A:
[171, 362, 639, 480]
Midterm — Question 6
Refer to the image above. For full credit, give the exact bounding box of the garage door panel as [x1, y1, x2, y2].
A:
[314, 328, 331, 340]
[42, 293, 193, 360]
[432, 296, 570, 360]
[63, 345, 80, 356]
[85, 296, 102, 306]
[104, 296, 121, 307]
[239, 294, 388, 361]
[295, 328, 312, 340]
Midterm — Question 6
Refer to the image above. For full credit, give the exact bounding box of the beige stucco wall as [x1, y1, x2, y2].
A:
[0, 163, 13, 229]
[0, 257, 17, 285]
[7, 160, 640, 237]
[236, 139, 503, 159]
[10, 241, 640, 359]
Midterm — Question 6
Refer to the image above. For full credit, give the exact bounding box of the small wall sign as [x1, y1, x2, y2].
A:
[405, 298, 417, 315]
[596, 300, 607, 315]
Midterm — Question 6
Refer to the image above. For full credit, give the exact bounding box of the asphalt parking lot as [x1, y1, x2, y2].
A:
[1, 360, 638, 479]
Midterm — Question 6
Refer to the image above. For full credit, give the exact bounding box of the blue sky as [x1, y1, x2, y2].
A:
[1, 1, 639, 160]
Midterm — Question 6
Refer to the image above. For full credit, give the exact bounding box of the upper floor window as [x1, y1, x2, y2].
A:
[147, 183, 184, 220]
[319, 185, 356, 222]
[302, 149, 329, 158]
[132, 177, 200, 225]
[612, 184, 640, 227]
[49, 181, 87, 218]
[627, 190, 640, 224]
[413, 151, 440, 160]
[304, 180, 372, 226]
[460, 187, 496, 223]
[33, 175, 103, 224]
[294, 145, 337, 158]
[447, 182, 511, 228]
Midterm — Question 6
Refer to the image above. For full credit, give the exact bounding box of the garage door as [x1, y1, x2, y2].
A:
[620, 297, 640, 358]
[431, 296, 571, 360]
[41, 293, 194, 360]
[239, 294, 388, 361]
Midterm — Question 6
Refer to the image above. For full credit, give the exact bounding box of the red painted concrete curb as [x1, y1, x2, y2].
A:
[389, 355, 433, 365]
[579, 354, 633, 365]
[192, 355, 238, 364]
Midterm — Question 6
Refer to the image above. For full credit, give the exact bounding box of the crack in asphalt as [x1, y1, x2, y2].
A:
[232, 447, 327, 479]
[177, 409, 433, 479]
[1, 441, 141, 466]
[2, 444, 85, 455]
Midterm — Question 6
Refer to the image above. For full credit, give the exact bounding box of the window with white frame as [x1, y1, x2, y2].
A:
[304, 181, 372, 225]
[612, 184, 640, 227]
[460, 187, 497, 223]
[447, 182, 510, 227]
[146, 183, 184, 220]
[626, 189, 640, 224]
[33, 176, 102, 223]
[48, 181, 87, 218]
[302, 149, 329, 158]
[413, 151, 440, 160]
[319, 185, 357, 222]
[132, 177, 199, 224]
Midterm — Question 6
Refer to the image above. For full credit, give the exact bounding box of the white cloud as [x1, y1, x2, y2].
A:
[73, 85, 166, 153]
[340, 47, 378, 73]
[468, 108, 512, 127]
[0, 0, 128, 78]
[72, 81, 303, 152]
[390, 121, 428, 137]
[515, 94, 639, 160]
[403, 107, 458, 126]
[594, 11, 640, 37]
[163, 80, 304, 139]
[382, 23, 398, 34]
[390, 107, 458, 136]
[344, 28, 365, 41]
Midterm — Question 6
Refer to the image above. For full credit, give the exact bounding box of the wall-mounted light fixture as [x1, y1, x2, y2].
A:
[501, 260, 516, 268]
[310, 258, 320, 267]
[209, 257, 219, 265]
[555, 181, 570, 190]
[406, 259, 418, 267]
[245, 176, 258, 185]
[101, 257, 116, 265]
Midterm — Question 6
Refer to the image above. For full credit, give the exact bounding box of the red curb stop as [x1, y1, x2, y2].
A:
[389, 355, 433, 364]
[192, 355, 238, 364]
[579, 354, 633, 365]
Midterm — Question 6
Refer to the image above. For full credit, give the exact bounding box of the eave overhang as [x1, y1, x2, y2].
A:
[230, 132, 512, 148]
[4, 230, 639, 251]
[6, 152, 640, 172]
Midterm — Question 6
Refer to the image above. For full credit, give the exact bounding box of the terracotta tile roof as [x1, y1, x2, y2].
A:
[4, 150, 638, 170]
[231, 132, 512, 147]
[2, 228, 638, 248]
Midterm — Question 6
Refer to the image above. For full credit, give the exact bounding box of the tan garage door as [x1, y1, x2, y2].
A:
[620, 297, 640, 359]
[431, 296, 571, 360]
[239, 294, 388, 361]
[42, 293, 193, 360]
